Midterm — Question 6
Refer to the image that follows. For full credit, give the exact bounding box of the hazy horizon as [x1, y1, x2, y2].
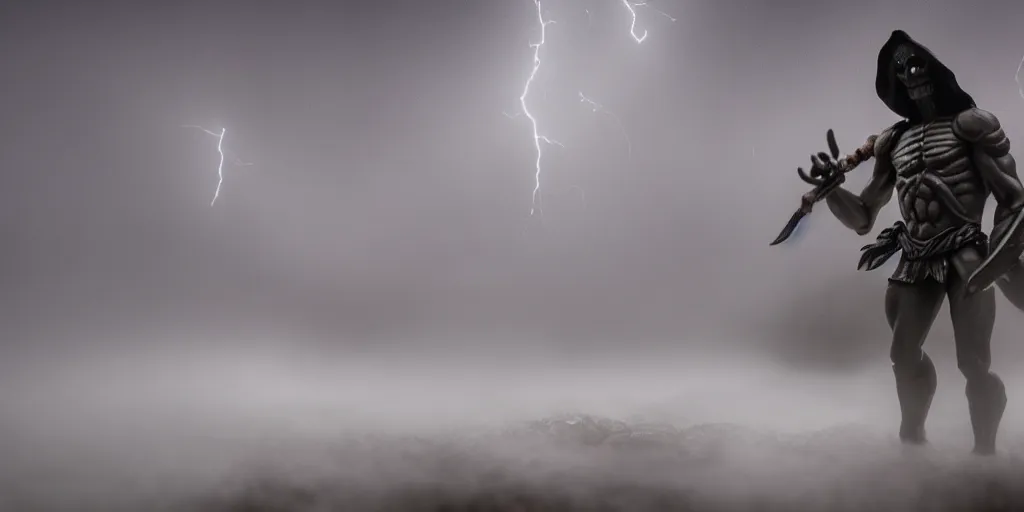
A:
[5, 0, 1024, 510]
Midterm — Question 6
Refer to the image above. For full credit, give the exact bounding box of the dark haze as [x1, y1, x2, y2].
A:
[5, 0, 1024, 510]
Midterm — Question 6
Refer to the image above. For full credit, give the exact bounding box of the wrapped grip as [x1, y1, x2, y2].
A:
[838, 135, 878, 173]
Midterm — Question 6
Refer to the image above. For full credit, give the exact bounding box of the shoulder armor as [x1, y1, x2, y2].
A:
[953, 108, 1002, 142]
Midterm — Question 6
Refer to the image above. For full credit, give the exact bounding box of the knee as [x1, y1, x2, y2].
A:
[958, 356, 992, 382]
[890, 344, 924, 369]
[892, 349, 933, 378]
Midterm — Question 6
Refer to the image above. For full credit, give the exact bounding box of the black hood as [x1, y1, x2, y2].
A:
[875, 30, 975, 120]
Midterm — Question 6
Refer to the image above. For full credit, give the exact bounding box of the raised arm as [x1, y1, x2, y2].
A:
[954, 108, 1024, 241]
[825, 125, 900, 235]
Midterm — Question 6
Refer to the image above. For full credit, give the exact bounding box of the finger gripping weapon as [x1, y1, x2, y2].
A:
[769, 130, 878, 246]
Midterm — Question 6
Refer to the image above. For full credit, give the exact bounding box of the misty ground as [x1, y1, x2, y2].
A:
[3, 345, 1024, 512]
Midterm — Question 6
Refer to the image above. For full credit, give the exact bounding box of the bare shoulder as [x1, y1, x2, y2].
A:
[953, 108, 1002, 142]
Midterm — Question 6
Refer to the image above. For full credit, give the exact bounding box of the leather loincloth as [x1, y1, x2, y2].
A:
[858, 221, 988, 284]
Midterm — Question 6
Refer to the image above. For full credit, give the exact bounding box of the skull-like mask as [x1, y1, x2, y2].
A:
[876, 31, 975, 122]
[893, 43, 932, 101]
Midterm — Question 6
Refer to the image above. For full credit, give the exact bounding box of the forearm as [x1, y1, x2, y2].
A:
[825, 187, 872, 235]
[991, 201, 1024, 241]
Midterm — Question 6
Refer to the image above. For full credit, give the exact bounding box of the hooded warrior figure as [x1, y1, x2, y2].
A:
[796, 30, 1024, 454]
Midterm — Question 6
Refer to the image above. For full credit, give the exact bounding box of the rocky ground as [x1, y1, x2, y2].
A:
[4, 357, 1022, 512]
[155, 415, 1024, 512]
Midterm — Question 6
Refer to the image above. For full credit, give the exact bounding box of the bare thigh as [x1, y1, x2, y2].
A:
[884, 279, 945, 367]
[948, 247, 997, 378]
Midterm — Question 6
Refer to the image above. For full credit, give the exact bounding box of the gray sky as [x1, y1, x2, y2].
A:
[4, 0, 1024, 369]
[12, 2, 1024, 508]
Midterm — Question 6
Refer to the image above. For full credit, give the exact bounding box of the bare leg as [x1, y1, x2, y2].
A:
[885, 279, 945, 444]
[950, 249, 1006, 455]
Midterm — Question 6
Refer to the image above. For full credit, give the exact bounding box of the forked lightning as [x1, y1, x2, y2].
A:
[183, 125, 251, 206]
[511, 0, 674, 214]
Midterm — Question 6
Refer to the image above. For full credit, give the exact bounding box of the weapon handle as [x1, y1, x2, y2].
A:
[770, 134, 879, 246]
[838, 135, 877, 173]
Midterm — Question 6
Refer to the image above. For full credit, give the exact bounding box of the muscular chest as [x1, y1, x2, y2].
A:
[889, 119, 987, 228]
[890, 119, 972, 181]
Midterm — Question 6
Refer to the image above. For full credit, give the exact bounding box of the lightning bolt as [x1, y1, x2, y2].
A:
[509, 0, 674, 215]
[621, 1, 677, 43]
[1016, 54, 1024, 100]
[518, 0, 562, 216]
[645, 4, 678, 23]
[183, 125, 251, 206]
[621, 0, 648, 43]
[579, 92, 632, 156]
